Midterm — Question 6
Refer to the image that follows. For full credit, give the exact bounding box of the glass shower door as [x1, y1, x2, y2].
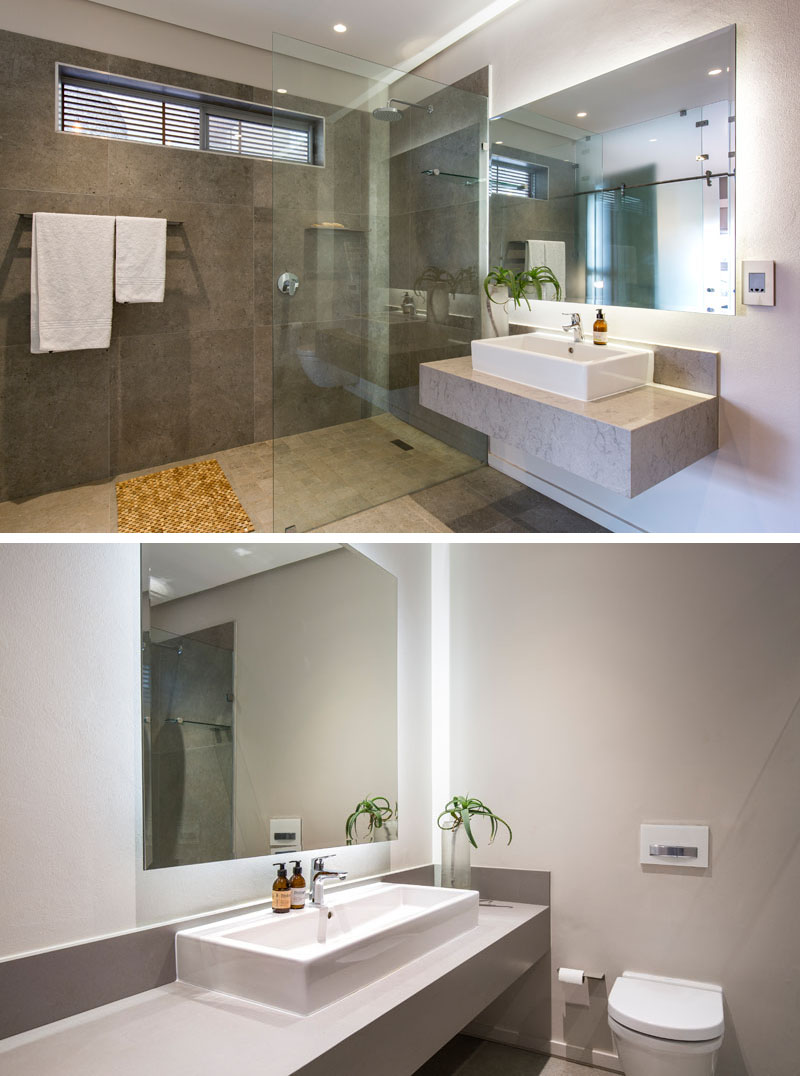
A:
[271, 35, 488, 532]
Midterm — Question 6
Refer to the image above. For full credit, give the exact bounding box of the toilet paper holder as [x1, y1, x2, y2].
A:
[557, 968, 605, 984]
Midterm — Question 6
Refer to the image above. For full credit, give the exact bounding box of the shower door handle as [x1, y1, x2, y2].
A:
[277, 272, 300, 296]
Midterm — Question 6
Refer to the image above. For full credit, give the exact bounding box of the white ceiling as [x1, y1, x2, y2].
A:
[144, 543, 342, 603]
[499, 26, 735, 136]
[89, 0, 523, 71]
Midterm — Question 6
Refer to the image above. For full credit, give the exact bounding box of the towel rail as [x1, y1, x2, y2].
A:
[18, 213, 183, 226]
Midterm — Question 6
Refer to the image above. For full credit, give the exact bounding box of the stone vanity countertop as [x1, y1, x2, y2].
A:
[423, 355, 715, 427]
[0, 903, 546, 1076]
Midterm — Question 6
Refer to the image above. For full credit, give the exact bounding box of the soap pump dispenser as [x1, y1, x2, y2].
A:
[401, 291, 416, 319]
[290, 860, 306, 910]
[593, 308, 608, 345]
[272, 862, 291, 913]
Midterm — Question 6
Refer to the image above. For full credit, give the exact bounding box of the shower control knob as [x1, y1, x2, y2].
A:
[277, 272, 300, 297]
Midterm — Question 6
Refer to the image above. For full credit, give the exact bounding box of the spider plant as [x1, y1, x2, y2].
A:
[484, 265, 562, 308]
[437, 795, 512, 849]
[345, 796, 396, 845]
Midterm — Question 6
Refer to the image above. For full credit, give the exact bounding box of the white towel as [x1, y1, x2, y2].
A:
[524, 240, 546, 273]
[115, 216, 167, 303]
[30, 212, 115, 354]
[543, 240, 566, 300]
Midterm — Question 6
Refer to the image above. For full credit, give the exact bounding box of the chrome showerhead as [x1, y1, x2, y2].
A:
[372, 105, 403, 122]
[372, 98, 434, 122]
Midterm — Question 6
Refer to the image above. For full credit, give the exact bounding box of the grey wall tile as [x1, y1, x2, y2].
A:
[107, 140, 253, 206]
[109, 200, 255, 336]
[186, 328, 255, 456]
[254, 206, 274, 326]
[0, 342, 112, 500]
[112, 332, 192, 474]
[254, 325, 273, 442]
[0, 32, 110, 196]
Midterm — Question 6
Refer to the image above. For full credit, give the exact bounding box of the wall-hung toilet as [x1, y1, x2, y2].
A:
[608, 972, 724, 1076]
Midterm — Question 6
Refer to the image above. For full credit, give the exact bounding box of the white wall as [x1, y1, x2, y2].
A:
[418, 0, 800, 533]
[449, 543, 800, 1075]
[0, 542, 431, 958]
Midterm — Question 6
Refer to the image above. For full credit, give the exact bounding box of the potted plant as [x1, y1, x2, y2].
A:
[437, 795, 513, 889]
[483, 265, 563, 336]
[414, 265, 455, 323]
[345, 796, 397, 844]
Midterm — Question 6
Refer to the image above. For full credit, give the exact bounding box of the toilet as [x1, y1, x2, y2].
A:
[608, 972, 724, 1076]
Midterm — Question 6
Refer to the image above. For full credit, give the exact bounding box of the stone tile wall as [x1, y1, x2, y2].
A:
[0, 29, 274, 500]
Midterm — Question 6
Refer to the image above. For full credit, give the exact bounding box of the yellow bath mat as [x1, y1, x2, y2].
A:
[116, 459, 254, 533]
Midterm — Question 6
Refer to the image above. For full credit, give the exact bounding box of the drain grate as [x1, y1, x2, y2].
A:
[390, 438, 414, 451]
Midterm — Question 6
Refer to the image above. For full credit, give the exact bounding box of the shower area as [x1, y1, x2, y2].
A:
[270, 36, 488, 532]
[0, 28, 487, 531]
[142, 625, 234, 868]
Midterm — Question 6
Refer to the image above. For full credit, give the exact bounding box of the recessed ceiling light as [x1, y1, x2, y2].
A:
[649, 138, 658, 142]
[276, 87, 288, 94]
[708, 68, 722, 76]
[333, 23, 347, 32]
[495, 140, 504, 144]
[576, 112, 588, 118]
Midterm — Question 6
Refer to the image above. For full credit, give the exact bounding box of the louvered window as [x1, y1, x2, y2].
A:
[489, 156, 548, 199]
[58, 66, 322, 165]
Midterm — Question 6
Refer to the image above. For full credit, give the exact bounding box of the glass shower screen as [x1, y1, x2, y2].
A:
[270, 35, 488, 532]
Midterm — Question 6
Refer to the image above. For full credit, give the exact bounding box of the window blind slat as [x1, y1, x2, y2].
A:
[60, 72, 318, 164]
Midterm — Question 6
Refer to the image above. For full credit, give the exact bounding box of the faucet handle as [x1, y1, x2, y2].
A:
[312, 854, 335, 872]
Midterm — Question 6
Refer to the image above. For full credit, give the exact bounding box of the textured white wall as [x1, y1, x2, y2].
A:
[449, 543, 800, 1075]
[418, 0, 800, 532]
[0, 542, 431, 957]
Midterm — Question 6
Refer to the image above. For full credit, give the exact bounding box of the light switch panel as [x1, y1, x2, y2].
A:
[742, 260, 775, 306]
[640, 824, 709, 868]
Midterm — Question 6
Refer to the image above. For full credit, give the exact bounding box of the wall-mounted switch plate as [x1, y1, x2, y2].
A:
[640, 823, 709, 868]
[742, 260, 775, 306]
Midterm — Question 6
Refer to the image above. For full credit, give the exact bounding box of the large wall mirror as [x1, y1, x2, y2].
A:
[489, 26, 735, 314]
[141, 543, 398, 869]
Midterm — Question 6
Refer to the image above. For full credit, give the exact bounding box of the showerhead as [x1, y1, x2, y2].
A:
[372, 105, 403, 123]
[372, 98, 434, 122]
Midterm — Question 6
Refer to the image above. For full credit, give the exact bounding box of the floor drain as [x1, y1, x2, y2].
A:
[390, 439, 414, 451]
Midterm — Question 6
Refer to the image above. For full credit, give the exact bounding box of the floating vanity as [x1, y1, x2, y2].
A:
[420, 329, 719, 498]
[0, 872, 549, 1076]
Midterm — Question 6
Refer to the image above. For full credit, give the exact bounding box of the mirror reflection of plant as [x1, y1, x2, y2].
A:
[345, 796, 397, 844]
[414, 265, 478, 298]
[436, 794, 512, 849]
[483, 265, 562, 308]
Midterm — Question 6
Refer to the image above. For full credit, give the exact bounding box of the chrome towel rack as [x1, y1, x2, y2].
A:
[18, 213, 183, 226]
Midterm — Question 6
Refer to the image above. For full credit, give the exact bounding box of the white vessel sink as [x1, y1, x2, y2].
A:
[471, 331, 654, 401]
[176, 882, 479, 1014]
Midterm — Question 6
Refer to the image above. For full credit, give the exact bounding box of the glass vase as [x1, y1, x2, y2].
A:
[441, 824, 471, 889]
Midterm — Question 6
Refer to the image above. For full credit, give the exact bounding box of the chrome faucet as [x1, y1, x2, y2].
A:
[562, 312, 584, 342]
[310, 855, 348, 905]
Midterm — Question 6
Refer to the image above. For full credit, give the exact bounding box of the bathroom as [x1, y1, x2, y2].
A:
[0, 0, 797, 534]
[0, 540, 797, 1075]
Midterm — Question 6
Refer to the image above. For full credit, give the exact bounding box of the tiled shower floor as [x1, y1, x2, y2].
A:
[0, 414, 606, 534]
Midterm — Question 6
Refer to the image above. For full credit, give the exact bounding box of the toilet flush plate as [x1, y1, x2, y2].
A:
[640, 824, 709, 868]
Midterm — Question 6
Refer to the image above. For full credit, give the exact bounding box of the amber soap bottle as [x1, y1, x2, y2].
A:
[272, 862, 291, 913]
[593, 308, 608, 345]
[290, 860, 306, 909]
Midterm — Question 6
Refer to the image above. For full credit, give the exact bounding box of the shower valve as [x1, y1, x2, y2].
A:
[277, 272, 300, 297]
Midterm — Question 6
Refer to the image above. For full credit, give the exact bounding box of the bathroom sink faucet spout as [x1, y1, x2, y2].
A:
[562, 312, 584, 342]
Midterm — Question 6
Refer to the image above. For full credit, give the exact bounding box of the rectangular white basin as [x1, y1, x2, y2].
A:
[471, 331, 654, 401]
[176, 882, 479, 1014]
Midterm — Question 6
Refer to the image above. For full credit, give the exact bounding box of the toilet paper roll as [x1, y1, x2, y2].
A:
[558, 967, 585, 985]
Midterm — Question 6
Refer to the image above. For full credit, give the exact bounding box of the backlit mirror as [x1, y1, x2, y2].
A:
[489, 26, 735, 314]
[141, 543, 398, 868]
